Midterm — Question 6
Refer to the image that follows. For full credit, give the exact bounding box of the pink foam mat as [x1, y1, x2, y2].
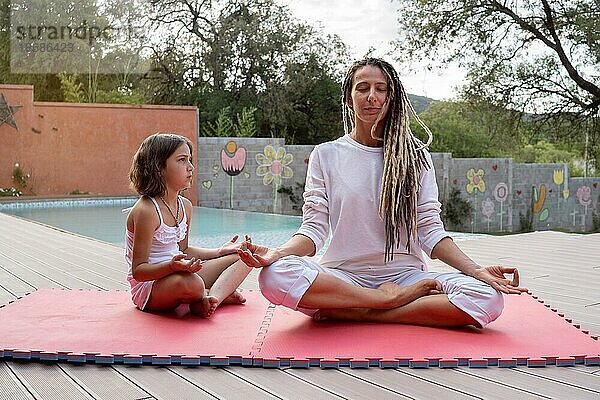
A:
[0, 288, 598, 368]
[0, 288, 270, 366]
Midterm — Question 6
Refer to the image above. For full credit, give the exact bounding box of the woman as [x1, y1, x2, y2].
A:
[238, 58, 525, 327]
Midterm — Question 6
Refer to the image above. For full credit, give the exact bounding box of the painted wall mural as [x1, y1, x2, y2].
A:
[532, 184, 549, 222]
[466, 168, 485, 194]
[481, 197, 495, 231]
[553, 169, 564, 210]
[576, 185, 592, 226]
[493, 182, 508, 231]
[221, 140, 247, 208]
[198, 138, 599, 231]
[256, 145, 294, 212]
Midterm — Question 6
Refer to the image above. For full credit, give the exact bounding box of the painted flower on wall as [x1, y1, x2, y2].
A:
[553, 170, 564, 185]
[256, 145, 293, 186]
[533, 184, 549, 222]
[221, 140, 247, 176]
[493, 182, 508, 202]
[220, 140, 248, 208]
[493, 182, 508, 232]
[577, 186, 592, 206]
[466, 168, 485, 194]
[481, 197, 495, 219]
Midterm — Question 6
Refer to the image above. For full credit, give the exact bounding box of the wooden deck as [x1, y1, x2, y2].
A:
[0, 211, 598, 400]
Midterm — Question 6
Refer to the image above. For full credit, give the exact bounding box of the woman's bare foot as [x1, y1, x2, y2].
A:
[222, 290, 246, 304]
[313, 308, 368, 322]
[314, 280, 443, 322]
[377, 280, 442, 309]
[190, 295, 219, 318]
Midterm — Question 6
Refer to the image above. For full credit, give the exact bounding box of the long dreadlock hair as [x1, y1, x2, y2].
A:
[341, 58, 434, 262]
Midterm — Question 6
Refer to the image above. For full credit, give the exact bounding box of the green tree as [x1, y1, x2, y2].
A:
[144, 0, 348, 143]
[394, 0, 599, 172]
[394, 0, 599, 116]
[201, 106, 257, 137]
[411, 100, 517, 157]
[0, 0, 63, 100]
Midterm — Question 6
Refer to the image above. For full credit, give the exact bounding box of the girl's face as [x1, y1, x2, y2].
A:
[349, 65, 390, 126]
[162, 143, 194, 193]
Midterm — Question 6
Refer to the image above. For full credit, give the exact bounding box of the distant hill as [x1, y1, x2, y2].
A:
[407, 93, 435, 114]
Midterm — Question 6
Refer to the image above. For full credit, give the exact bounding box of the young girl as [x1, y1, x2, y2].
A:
[126, 133, 251, 317]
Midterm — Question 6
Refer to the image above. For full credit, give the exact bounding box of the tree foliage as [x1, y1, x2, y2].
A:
[395, 0, 599, 173]
[411, 100, 521, 157]
[141, 0, 348, 143]
[394, 0, 599, 116]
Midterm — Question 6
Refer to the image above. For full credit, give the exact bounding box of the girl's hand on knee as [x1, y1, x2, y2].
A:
[473, 266, 527, 295]
[169, 254, 203, 273]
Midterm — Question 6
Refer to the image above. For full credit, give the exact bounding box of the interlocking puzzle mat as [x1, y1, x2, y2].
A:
[0, 288, 598, 368]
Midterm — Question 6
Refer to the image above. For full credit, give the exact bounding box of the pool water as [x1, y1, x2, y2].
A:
[4, 206, 303, 249]
[2, 202, 486, 251]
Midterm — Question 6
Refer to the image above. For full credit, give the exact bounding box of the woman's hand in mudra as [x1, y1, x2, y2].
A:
[472, 266, 527, 295]
[217, 235, 252, 256]
[237, 242, 280, 268]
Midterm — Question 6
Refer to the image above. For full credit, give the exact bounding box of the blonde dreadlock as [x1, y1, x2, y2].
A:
[341, 58, 434, 262]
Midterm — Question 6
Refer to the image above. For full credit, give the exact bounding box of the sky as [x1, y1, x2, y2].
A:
[280, 0, 466, 101]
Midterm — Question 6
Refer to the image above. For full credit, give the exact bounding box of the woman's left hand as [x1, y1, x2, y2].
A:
[472, 266, 527, 295]
[217, 235, 252, 256]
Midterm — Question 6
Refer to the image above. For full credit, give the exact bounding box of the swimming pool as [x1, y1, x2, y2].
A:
[1, 200, 303, 249]
[1, 198, 485, 250]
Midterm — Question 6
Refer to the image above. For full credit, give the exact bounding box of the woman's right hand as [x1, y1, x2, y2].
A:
[237, 242, 281, 268]
[169, 254, 203, 273]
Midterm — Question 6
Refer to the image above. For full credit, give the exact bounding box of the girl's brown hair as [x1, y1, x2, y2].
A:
[341, 58, 434, 262]
[129, 133, 193, 198]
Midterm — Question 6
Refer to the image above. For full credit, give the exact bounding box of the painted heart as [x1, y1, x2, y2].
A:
[548, 188, 553, 193]
[492, 164, 498, 172]
[202, 180, 212, 190]
[516, 190, 522, 196]
[594, 183, 598, 189]
[452, 179, 458, 186]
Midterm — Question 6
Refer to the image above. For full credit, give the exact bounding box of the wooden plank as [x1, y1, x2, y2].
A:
[0, 252, 67, 291]
[231, 367, 344, 400]
[512, 366, 600, 392]
[2, 213, 600, 399]
[113, 365, 216, 399]
[0, 243, 99, 290]
[8, 362, 95, 400]
[398, 368, 548, 399]
[61, 364, 152, 400]
[0, 264, 37, 297]
[0, 239, 124, 289]
[285, 368, 412, 399]
[462, 367, 599, 399]
[0, 286, 17, 306]
[342, 368, 478, 400]
[172, 366, 280, 400]
[0, 362, 34, 400]
[3, 226, 127, 277]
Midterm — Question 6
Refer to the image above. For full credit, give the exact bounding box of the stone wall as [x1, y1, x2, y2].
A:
[198, 137, 600, 232]
[198, 137, 314, 215]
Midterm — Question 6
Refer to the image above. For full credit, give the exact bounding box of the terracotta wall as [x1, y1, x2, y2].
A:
[0, 85, 198, 204]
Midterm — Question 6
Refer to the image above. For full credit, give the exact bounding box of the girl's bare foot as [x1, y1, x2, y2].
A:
[190, 295, 219, 318]
[377, 280, 442, 309]
[222, 291, 246, 304]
